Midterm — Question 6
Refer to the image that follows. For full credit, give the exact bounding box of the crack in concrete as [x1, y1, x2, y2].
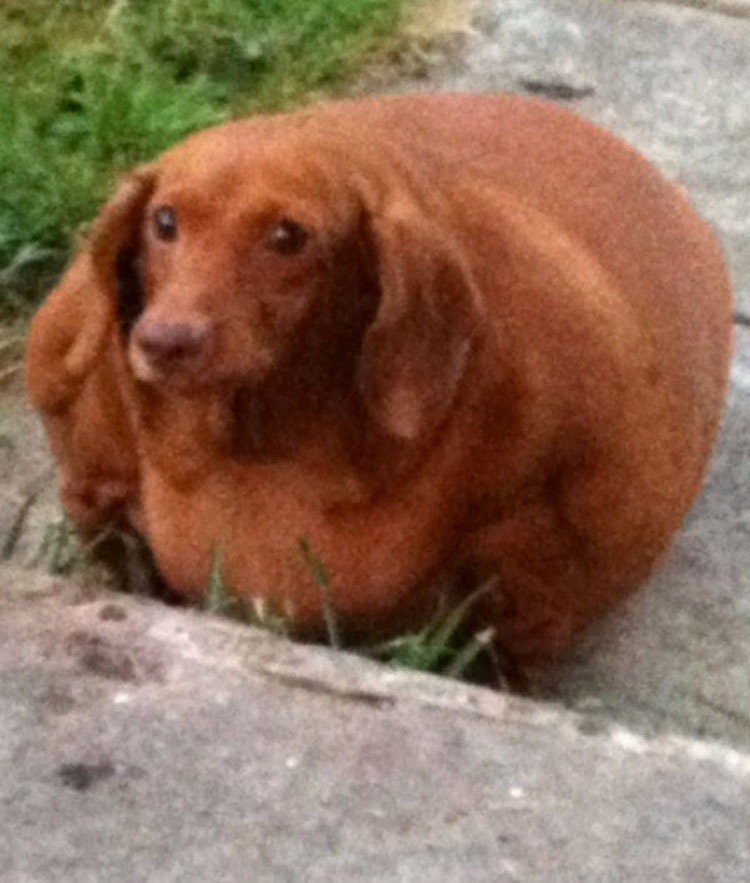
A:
[693, 691, 750, 729]
[656, 0, 750, 20]
[262, 668, 398, 708]
[1, 483, 44, 562]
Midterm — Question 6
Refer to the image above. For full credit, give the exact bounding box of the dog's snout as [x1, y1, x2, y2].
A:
[135, 320, 210, 365]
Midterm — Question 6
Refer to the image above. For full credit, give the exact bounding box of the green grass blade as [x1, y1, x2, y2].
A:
[299, 537, 341, 649]
[442, 627, 495, 680]
[206, 547, 230, 614]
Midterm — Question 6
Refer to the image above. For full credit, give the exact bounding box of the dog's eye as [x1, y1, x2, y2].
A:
[154, 206, 178, 241]
[267, 218, 309, 256]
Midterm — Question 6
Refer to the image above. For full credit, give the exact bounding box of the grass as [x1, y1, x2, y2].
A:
[299, 537, 341, 649]
[0, 0, 410, 319]
[366, 586, 498, 679]
[294, 538, 500, 681]
[205, 547, 290, 637]
[34, 510, 164, 595]
[36, 513, 84, 576]
[203, 537, 502, 683]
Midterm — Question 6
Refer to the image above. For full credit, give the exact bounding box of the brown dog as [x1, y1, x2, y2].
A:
[42, 93, 734, 659]
[25, 251, 141, 532]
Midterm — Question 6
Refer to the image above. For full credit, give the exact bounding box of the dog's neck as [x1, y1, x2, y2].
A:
[229, 329, 367, 461]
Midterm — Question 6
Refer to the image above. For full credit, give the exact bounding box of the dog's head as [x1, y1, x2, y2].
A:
[89, 114, 484, 443]
[25, 252, 140, 530]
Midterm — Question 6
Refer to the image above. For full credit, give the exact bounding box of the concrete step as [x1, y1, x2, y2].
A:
[2, 570, 749, 882]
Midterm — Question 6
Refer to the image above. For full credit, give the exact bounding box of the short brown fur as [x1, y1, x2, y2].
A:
[25, 252, 140, 531]
[30, 94, 733, 660]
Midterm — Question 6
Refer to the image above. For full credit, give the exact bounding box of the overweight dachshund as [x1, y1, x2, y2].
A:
[29, 93, 733, 660]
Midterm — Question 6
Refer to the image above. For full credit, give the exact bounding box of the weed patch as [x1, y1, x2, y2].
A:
[39, 520, 503, 684]
[205, 548, 290, 637]
[365, 583, 502, 681]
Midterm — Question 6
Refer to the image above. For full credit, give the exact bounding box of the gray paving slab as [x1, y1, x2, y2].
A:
[2, 573, 750, 883]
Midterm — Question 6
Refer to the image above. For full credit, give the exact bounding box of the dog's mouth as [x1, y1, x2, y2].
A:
[128, 343, 185, 388]
[129, 352, 213, 394]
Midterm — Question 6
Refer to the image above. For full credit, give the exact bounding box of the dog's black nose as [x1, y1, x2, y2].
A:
[135, 320, 210, 365]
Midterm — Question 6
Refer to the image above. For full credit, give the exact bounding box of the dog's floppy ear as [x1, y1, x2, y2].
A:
[358, 196, 484, 443]
[27, 166, 156, 411]
[26, 252, 112, 411]
[89, 163, 156, 338]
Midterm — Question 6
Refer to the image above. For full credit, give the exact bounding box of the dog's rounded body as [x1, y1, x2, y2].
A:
[28, 94, 733, 659]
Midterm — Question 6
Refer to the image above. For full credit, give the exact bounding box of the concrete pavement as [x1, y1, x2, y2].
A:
[3, 573, 750, 882]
